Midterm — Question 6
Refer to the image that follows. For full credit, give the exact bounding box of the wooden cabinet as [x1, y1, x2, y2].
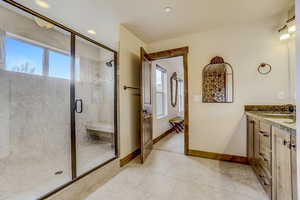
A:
[272, 127, 295, 200]
[253, 120, 272, 198]
[247, 117, 255, 165]
[247, 116, 297, 200]
[291, 136, 298, 200]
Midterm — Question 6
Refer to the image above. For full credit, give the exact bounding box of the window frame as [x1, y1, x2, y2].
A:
[178, 79, 184, 113]
[155, 65, 167, 118]
[5, 32, 77, 80]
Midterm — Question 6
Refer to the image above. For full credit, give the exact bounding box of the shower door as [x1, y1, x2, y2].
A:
[0, 3, 72, 199]
[74, 36, 117, 176]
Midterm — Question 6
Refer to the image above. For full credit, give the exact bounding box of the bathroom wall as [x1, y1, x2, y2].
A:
[296, 0, 300, 194]
[147, 19, 291, 157]
[152, 57, 184, 139]
[288, 38, 296, 104]
[118, 25, 147, 158]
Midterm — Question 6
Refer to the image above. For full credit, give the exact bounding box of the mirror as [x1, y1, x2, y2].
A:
[170, 72, 178, 107]
[202, 56, 233, 103]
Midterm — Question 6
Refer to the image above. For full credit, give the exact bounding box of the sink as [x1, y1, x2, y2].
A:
[284, 118, 296, 125]
[260, 113, 294, 119]
[258, 113, 296, 125]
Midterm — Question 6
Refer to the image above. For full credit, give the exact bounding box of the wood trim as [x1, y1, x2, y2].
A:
[120, 149, 141, 167]
[148, 47, 189, 60]
[188, 149, 249, 165]
[153, 128, 174, 144]
[148, 47, 189, 155]
[120, 128, 174, 167]
[183, 53, 189, 155]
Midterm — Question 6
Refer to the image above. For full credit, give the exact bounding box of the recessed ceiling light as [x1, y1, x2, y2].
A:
[164, 7, 172, 13]
[35, 0, 50, 9]
[88, 30, 96, 35]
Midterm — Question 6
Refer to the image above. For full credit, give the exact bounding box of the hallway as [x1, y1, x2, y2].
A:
[86, 134, 268, 200]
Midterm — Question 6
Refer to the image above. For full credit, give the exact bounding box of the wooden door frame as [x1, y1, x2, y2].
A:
[148, 47, 189, 155]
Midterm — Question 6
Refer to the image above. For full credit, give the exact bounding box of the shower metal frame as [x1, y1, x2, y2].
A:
[1, 0, 119, 199]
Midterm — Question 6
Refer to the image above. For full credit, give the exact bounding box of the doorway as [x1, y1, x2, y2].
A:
[139, 47, 189, 161]
[152, 56, 185, 154]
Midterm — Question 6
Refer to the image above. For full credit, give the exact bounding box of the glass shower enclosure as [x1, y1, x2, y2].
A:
[0, 1, 118, 200]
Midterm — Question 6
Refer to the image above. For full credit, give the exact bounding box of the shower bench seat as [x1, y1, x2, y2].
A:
[86, 122, 114, 147]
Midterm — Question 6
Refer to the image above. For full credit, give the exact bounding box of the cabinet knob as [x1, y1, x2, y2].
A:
[259, 131, 269, 137]
[290, 143, 296, 149]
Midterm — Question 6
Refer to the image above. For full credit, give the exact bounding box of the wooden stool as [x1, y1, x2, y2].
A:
[169, 117, 184, 133]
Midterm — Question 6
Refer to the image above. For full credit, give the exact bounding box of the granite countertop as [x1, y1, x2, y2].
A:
[245, 111, 296, 136]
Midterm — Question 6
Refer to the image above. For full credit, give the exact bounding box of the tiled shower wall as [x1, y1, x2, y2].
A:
[0, 3, 115, 199]
[0, 4, 115, 159]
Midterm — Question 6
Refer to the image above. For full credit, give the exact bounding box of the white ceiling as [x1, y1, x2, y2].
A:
[6, 0, 293, 50]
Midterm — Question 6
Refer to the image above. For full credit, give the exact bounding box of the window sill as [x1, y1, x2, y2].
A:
[156, 115, 168, 120]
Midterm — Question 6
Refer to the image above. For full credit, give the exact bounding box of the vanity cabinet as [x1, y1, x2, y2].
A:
[247, 117, 255, 165]
[246, 116, 297, 200]
[272, 127, 297, 200]
[254, 120, 272, 197]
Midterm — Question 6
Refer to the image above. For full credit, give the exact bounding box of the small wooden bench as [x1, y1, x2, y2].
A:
[169, 117, 184, 133]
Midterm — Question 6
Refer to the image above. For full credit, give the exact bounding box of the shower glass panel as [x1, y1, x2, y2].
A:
[0, 3, 72, 200]
[75, 36, 116, 176]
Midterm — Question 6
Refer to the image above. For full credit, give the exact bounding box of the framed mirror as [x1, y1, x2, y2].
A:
[202, 56, 233, 103]
[170, 72, 178, 107]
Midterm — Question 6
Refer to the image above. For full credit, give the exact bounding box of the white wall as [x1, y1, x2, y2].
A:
[148, 21, 291, 156]
[288, 38, 296, 104]
[152, 57, 184, 139]
[296, 0, 300, 195]
[119, 25, 147, 158]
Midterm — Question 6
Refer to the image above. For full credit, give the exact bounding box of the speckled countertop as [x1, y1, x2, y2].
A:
[245, 111, 296, 136]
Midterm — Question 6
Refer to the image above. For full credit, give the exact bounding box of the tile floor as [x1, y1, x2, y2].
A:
[86, 133, 268, 200]
[0, 141, 114, 200]
[153, 132, 184, 154]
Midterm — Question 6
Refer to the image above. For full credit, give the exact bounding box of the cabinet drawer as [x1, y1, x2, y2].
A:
[259, 132, 271, 150]
[259, 121, 271, 136]
[258, 154, 271, 176]
[256, 164, 272, 198]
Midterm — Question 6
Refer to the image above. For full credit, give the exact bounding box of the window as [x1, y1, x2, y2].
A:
[4, 35, 80, 80]
[178, 80, 184, 112]
[49, 50, 71, 79]
[156, 65, 167, 118]
[5, 37, 43, 75]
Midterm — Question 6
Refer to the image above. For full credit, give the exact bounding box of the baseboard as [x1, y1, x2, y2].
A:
[120, 148, 141, 167]
[153, 127, 174, 144]
[120, 128, 174, 167]
[187, 149, 249, 165]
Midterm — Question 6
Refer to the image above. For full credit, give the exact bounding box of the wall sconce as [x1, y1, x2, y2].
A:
[278, 16, 295, 41]
[288, 21, 296, 34]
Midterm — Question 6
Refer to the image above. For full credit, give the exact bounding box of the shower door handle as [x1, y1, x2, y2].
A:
[75, 99, 83, 113]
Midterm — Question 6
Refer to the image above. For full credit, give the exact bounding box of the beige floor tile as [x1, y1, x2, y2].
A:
[153, 132, 184, 154]
[86, 134, 267, 200]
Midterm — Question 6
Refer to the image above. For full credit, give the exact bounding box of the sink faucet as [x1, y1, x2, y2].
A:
[288, 105, 296, 122]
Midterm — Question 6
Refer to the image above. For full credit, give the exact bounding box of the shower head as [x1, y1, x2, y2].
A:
[106, 60, 114, 67]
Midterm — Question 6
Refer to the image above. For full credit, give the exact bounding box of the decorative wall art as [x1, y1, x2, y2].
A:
[202, 56, 233, 103]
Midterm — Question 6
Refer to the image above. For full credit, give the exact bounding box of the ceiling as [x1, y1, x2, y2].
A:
[5, 0, 293, 50]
